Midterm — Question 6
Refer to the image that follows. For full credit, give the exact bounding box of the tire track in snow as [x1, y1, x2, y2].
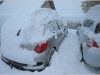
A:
[54, 29, 92, 74]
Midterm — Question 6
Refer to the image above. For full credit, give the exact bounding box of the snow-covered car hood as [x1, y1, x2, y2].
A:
[1, 8, 63, 64]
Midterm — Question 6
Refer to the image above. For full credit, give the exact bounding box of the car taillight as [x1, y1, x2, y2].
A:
[86, 37, 99, 48]
[92, 39, 99, 48]
[34, 41, 48, 53]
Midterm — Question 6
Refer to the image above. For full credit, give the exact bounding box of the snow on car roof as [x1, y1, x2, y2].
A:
[30, 8, 62, 27]
[84, 4, 100, 34]
[86, 4, 100, 23]
[23, 8, 63, 45]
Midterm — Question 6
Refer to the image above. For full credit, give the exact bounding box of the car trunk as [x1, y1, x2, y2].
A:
[1, 13, 38, 65]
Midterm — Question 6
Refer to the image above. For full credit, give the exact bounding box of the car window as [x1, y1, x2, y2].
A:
[86, 20, 94, 28]
[95, 23, 100, 34]
[48, 21, 59, 32]
[82, 19, 94, 28]
[56, 20, 64, 30]
[82, 19, 89, 27]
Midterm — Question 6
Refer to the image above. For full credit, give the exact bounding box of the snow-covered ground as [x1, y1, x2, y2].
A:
[0, 3, 100, 73]
[1, 0, 100, 73]
[0, 29, 99, 74]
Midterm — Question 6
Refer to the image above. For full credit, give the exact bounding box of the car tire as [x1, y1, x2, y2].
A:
[47, 48, 55, 66]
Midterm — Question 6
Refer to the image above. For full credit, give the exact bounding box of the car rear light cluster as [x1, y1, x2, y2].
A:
[34, 41, 48, 53]
[86, 37, 99, 48]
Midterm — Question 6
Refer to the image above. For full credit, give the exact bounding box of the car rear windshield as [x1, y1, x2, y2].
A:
[48, 21, 59, 32]
[82, 19, 94, 28]
[95, 23, 100, 34]
[56, 20, 64, 30]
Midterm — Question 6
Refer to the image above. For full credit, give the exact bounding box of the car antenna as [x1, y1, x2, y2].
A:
[17, 29, 21, 36]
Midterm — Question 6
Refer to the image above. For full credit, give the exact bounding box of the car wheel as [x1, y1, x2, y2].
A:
[47, 48, 55, 66]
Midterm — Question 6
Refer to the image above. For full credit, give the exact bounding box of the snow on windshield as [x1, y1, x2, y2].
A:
[22, 8, 63, 45]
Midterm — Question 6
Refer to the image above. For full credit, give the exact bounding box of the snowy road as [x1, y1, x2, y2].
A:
[0, 29, 96, 74]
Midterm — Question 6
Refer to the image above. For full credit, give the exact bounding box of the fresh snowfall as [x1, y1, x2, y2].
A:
[0, 7, 100, 74]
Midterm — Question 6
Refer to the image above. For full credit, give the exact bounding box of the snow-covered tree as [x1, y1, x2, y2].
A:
[81, 0, 100, 13]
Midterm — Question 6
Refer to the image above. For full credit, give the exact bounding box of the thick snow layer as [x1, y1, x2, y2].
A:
[88, 47, 100, 55]
[86, 5, 100, 24]
[1, 8, 63, 64]
[82, 5, 100, 33]
[23, 8, 63, 45]
[1, 12, 38, 64]
[0, 13, 12, 32]
[0, 29, 94, 74]
[0, 1, 45, 13]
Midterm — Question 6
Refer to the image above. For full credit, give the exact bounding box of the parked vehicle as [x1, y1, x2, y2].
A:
[67, 21, 81, 29]
[1, 8, 68, 71]
[78, 5, 100, 68]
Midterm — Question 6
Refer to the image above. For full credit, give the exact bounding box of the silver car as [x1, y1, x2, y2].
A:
[1, 9, 68, 71]
[78, 19, 100, 68]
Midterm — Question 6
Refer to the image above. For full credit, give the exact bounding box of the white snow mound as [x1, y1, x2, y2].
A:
[22, 8, 63, 45]
[86, 4, 100, 23]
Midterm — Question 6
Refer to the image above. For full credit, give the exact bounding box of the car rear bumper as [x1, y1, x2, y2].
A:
[1, 55, 45, 72]
[83, 45, 100, 67]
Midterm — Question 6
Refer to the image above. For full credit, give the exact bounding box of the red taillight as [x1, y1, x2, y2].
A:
[34, 41, 48, 53]
[92, 39, 99, 48]
[86, 37, 99, 48]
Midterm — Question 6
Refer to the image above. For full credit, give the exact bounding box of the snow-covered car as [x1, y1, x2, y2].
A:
[78, 5, 100, 68]
[1, 8, 68, 71]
